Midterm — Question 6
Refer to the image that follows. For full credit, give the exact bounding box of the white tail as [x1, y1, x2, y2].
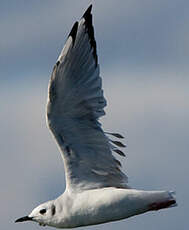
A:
[148, 191, 177, 211]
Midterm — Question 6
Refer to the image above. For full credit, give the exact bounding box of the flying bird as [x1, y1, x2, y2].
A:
[15, 5, 177, 228]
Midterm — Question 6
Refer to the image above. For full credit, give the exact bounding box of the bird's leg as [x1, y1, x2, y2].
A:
[148, 199, 176, 211]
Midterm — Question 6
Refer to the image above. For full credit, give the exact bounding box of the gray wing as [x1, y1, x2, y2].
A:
[47, 5, 128, 191]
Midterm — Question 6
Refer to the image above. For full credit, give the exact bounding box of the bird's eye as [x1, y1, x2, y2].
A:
[39, 209, 46, 215]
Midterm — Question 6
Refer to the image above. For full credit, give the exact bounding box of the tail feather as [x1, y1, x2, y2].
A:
[149, 191, 177, 211]
[168, 191, 177, 208]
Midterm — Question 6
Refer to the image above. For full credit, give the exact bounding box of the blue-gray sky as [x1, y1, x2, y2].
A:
[1, 0, 188, 229]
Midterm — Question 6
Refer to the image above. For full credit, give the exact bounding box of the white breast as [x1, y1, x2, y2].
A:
[56, 188, 175, 228]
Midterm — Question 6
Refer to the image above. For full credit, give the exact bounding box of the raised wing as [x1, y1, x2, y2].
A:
[47, 5, 128, 191]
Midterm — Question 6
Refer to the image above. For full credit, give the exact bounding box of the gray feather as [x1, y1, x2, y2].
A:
[47, 8, 129, 191]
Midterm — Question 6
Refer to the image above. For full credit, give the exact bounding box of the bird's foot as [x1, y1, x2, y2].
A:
[39, 223, 46, 226]
[149, 199, 176, 211]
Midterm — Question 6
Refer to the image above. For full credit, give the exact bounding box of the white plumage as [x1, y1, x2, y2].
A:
[15, 5, 177, 228]
[47, 6, 128, 191]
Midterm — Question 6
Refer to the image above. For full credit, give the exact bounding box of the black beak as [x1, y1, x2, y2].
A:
[15, 216, 33, 223]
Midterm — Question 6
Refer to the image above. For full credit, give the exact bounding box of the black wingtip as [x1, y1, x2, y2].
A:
[82, 4, 92, 18]
[68, 21, 78, 46]
[82, 4, 98, 66]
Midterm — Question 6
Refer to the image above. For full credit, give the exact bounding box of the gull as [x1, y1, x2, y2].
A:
[15, 5, 177, 228]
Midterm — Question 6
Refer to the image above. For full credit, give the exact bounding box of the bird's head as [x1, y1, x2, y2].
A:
[15, 200, 56, 227]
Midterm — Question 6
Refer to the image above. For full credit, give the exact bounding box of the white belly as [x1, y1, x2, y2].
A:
[57, 188, 173, 228]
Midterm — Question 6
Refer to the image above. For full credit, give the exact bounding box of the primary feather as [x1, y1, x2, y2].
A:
[15, 6, 177, 229]
[47, 5, 128, 191]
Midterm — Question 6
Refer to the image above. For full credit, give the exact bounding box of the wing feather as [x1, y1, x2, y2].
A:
[47, 5, 128, 191]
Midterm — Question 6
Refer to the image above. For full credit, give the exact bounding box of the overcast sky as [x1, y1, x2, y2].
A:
[1, 0, 188, 230]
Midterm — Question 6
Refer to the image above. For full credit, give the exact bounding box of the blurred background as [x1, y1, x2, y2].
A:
[1, 0, 188, 229]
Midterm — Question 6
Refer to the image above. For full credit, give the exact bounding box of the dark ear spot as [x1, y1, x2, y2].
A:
[39, 209, 46, 215]
[51, 205, 56, 216]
